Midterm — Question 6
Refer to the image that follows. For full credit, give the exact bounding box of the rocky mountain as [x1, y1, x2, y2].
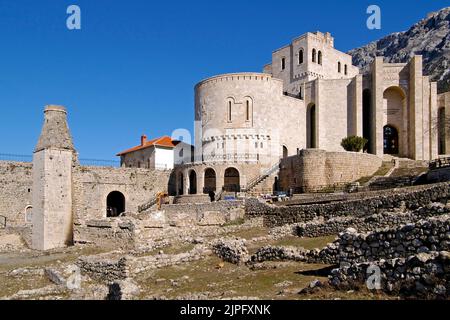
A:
[348, 7, 450, 93]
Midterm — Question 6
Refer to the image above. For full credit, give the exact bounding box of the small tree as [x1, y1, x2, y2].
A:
[341, 136, 368, 152]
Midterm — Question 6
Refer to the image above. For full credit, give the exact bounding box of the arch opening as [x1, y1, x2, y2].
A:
[177, 172, 184, 195]
[188, 170, 197, 195]
[224, 168, 240, 192]
[204, 168, 216, 194]
[106, 191, 125, 217]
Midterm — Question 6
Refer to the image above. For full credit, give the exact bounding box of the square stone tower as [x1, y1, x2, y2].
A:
[32, 105, 76, 250]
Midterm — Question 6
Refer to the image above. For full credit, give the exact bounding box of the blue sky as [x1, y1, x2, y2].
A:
[0, 0, 448, 160]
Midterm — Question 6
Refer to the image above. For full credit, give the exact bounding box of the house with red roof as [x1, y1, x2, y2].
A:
[116, 135, 193, 170]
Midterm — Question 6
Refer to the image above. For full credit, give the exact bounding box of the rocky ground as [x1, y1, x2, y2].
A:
[1, 201, 448, 301]
[0, 217, 396, 300]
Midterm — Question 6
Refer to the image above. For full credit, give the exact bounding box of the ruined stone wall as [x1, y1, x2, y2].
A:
[329, 250, 449, 299]
[296, 203, 449, 238]
[73, 218, 137, 250]
[246, 182, 450, 227]
[0, 161, 32, 226]
[162, 201, 244, 227]
[72, 166, 171, 222]
[337, 215, 449, 264]
[279, 149, 382, 192]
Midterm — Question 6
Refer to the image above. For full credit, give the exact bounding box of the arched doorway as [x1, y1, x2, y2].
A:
[282, 145, 288, 159]
[383, 125, 399, 155]
[106, 191, 125, 217]
[224, 168, 240, 192]
[204, 168, 216, 194]
[438, 107, 446, 155]
[306, 104, 316, 148]
[177, 172, 184, 195]
[188, 170, 197, 194]
[363, 89, 372, 153]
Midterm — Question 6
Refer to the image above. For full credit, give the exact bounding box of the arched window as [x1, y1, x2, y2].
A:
[227, 101, 232, 122]
[344, 64, 348, 75]
[299, 86, 303, 99]
[338, 62, 341, 73]
[298, 50, 304, 64]
[281, 57, 286, 70]
[282, 146, 288, 159]
[307, 104, 317, 148]
[318, 51, 322, 65]
[245, 99, 252, 122]
[25, 205, 33, 223]
[312, 49, 316, 63]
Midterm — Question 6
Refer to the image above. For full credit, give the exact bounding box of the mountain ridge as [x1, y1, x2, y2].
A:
[348, 7, 450, 93]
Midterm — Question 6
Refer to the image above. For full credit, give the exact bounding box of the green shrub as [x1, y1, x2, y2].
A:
[341, 136, 368, 152]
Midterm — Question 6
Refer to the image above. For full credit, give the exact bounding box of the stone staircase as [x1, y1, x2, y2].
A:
[137, 194, 159, 213]
[243, 161, 280, 195]
[365, 156, 429, 191]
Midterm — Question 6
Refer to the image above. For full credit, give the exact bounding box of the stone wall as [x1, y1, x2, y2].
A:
[329, 250, 449, 299]
[73, 166, 171, 222]
[77, 254, 129, 282]
[0, 161, 32, 226]
[162, 201, 244, 227]
[211, 238, 249, 264]
[245, 182, 450, 227]
[337, 215, 449, 264]
[73, 218, 137, 250]
[296, 202, 449, 238]
[279, 149, 382, 193]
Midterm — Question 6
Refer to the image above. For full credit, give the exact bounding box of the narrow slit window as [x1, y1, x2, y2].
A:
[246, 100, 250, 121]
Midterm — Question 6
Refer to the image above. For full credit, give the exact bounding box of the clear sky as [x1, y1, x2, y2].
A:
[0, 0, 448, 160]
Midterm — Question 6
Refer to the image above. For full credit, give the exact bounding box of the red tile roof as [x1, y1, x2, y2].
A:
[116, 136, 177, 156]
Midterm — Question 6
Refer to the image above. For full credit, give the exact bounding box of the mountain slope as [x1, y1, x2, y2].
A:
[348, 7, 450, 93]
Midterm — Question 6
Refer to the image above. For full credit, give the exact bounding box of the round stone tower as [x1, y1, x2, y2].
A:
[32, 105, 76, 250]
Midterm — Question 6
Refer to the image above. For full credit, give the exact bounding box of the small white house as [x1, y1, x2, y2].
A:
[117, 135, 190, 170]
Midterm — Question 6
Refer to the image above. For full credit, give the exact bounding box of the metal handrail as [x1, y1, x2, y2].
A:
[138, 195, 159, 213]
[243, 161, 280, 192]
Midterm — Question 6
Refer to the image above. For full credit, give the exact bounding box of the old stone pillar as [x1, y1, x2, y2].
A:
[32, 105, 76, 250]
